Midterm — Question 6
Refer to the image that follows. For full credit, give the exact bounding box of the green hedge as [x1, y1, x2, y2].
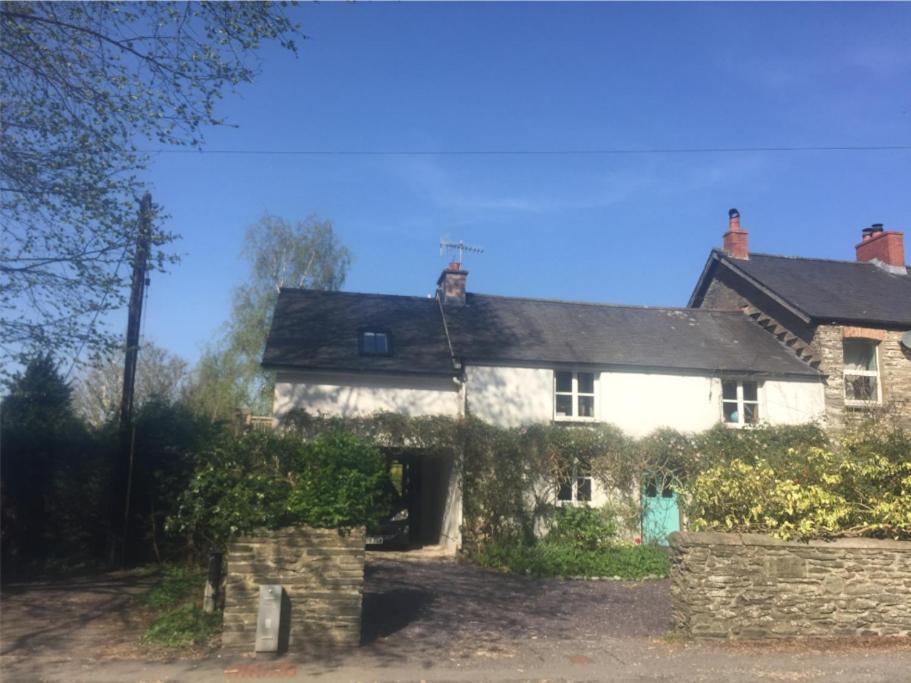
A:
[686, 427, 911, 540]
[166, 429, 390, 553]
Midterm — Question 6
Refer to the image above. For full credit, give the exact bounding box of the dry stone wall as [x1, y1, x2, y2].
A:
[223, 526, 365, 652]
[670, 532, 911, 639]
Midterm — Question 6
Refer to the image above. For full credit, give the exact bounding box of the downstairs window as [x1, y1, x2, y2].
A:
[722, 380, 760, 426]
[557, 459, 592, 504]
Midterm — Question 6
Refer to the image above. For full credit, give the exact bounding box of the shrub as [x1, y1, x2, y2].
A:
[685, 427, 911, 540]
[166, 429, 390, 553]
[546, 505, 618, 551]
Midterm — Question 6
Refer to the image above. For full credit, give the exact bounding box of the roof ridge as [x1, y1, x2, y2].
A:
[468, 291, 743, 313]
[279, 287, 435, 303]
[735, 250, 907, 268]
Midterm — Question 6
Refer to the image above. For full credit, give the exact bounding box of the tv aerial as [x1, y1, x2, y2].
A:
[440, 239, 484, 266]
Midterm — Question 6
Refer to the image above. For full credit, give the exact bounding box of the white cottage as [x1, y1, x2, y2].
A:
[263, 261, 825, 553]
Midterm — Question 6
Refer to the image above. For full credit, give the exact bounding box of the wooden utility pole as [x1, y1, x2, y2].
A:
[111, 192, 153, 567]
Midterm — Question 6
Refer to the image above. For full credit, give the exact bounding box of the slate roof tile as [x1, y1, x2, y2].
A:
[263, 287, 822, 378]
[714, 251, 911, 326]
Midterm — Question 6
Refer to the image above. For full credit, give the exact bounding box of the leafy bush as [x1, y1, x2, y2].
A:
[140, 563, 221, 648]
[277, 411, 847, 550]
[143, 604, 222, 647]
[685, 427, 911, 540]
[143, 565, 205, 609]
[546, 505, 618, 551]
[167, 429, 390, 552]
[474, 541, 669, 579]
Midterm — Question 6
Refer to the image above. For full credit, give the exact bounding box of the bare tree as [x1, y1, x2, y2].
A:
[73, 341, 188, 427]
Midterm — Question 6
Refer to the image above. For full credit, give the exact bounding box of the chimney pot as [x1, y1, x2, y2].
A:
[722, 208, 749, 259]
[856, 224, 905, 271]
[437, 263, 468, 305]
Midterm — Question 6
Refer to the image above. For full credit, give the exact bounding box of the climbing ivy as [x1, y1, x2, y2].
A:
[277, 411, 867, 546]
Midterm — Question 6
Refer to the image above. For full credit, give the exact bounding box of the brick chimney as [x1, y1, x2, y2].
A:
[722, 208, 749, 259]
[437, 261, 467, 305]
[856, 224, 906, 273]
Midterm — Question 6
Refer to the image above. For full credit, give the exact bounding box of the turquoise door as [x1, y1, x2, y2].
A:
[641, 478, 680, 545]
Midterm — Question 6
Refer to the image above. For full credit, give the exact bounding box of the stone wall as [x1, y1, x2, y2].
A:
[669, 532, 911, 639]
[223, 526, 366, 652]
[813, 324, 911, 430]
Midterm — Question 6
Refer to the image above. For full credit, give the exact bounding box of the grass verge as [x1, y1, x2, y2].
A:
[141, 564, 222, 648]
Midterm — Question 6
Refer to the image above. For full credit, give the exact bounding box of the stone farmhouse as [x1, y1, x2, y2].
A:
[261, 211, 910, 552]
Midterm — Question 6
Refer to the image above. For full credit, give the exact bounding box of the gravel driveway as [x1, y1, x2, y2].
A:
[3, 557, 910, 682]
[362, 557, 671, 660]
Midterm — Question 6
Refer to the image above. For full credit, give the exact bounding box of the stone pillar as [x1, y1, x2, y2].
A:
[222, 526, 366, 652]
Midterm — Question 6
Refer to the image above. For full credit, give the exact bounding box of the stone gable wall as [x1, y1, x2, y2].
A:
[669, 532, 911, 639]
[812, 325, 911, 430]
[222, 526, 365, 652]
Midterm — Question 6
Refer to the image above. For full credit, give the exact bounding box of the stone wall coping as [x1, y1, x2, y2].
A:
[233, 525, 365, 544]
[668, 531, 911, 551]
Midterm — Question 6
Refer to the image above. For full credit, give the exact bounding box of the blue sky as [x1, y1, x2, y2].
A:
[137, 2, 911, 365]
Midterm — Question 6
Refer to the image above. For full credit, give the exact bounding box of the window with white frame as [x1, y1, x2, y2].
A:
[843, 340, 880, 404]
[722, 379, 760, 426]
[554, 371, 595, 420]
[557, 459, 592, 504]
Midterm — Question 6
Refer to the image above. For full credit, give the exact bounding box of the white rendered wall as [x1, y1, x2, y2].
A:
[762, 379, 826, 425]
[598, 372, 721, 437]
[464, 365, 554, 427]
[273, 371, 462, 419]
[465, 365, 826, 434]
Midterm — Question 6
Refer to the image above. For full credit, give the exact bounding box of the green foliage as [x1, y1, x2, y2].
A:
[187, 215, 352, 419]
[686, 426, 911, 540]
[167, 429, 390, 553]
[1, 3, 300, 369]
[0, 354, 107, 562]
[474, 541, 669, 579]
[1, 352, 220, 568]
[690, 422, 829, 471]
[140, 564, 221, 648]
[546, 505, 619, 551]
[277, 411, 846, 549]
[143, 565, 205, 609]
[142, 604, 222, 648]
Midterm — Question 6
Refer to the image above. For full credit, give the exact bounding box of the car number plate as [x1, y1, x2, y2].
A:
[366, 536, 384, 545]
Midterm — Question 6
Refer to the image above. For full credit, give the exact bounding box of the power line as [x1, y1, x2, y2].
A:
[142, 144, 911, 157]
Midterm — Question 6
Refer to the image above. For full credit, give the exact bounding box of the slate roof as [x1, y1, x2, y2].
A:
[692, 250, 911, 327]
[263, 289, 455, 375]
[444, 294, 821, 377]
[264, 287, 822, 378]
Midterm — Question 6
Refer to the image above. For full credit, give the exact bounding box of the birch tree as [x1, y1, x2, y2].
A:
[186, 215, 351, 418]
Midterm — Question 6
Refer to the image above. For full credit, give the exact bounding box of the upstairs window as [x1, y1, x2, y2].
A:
[722, 380, 760, 426]
[843, 340, 880, 404]
[360, 331, 391, 356]
[557, 459, 592, 504]
[554, 371, 595, 420]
